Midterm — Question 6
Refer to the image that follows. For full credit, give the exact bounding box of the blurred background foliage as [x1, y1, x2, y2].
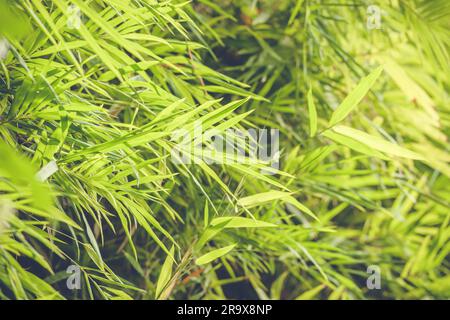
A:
[0, 0, 448, 299]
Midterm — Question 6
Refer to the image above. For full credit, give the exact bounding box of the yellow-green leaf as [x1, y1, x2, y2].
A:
[238, 191, 317, 220]
[332, 125, 424, 160]
[210, 216, 276, 228]
[307, 87, 318, 137]
[196, 244, 237, 265]
[329, 66, 383, 127]
[155, 246, 175, 299]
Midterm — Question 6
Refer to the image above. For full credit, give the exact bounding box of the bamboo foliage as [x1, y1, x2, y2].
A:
[0, 0, 449, 299]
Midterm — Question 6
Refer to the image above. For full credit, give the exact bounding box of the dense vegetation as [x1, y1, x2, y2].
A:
[0, 0, 448, 299]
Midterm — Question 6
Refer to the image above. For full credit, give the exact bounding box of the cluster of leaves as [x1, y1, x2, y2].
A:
[0, 0, 448, 300]
[188, 0, 450, 299]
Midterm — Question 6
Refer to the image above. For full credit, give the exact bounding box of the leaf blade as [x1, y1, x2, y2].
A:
[196, 244, 237, 265]
[307, 87, 318, 137]
[329, 66, 383, 127]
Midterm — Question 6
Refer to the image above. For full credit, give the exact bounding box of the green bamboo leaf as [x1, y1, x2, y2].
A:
[196, 244, 237, 265]
[322, 130, 387, 159]
[295, 285, 326, 300]
[155, 246, 175, 299]
[203, 200, 209, 228]
[238, 191, 317, 220]
[329, 66, 383, 127]
[332, 125, 424, 160]
[237, 191, 291, 207]
[210, 216, 276, 228]
[307, 87, 318, 137]
[383, 58, 439, 122]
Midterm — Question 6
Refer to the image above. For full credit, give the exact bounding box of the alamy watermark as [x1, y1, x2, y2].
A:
[366, 265, 381, 290]
[366, 5, 382, 30]
[67, 4, 82, 29]
[66, 265, 81, 290]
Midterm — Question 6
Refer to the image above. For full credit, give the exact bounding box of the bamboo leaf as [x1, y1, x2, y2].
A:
[196, 244, 237, 265]
[307, 87, 317, 137]
[238, 191, 317, 220]
[210, 216, 276, 228]
[332, 125, 424, 160]
[329, 66, 383, 127]
[155, 246, 175, 299]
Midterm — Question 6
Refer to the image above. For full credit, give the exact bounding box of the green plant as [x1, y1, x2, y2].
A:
[189, 0, 450, 299]
[0, 0, 448, 300]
